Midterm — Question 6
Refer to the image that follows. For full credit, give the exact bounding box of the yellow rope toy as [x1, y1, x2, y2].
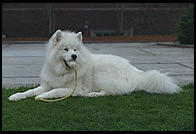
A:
[35, 69, 77, 102]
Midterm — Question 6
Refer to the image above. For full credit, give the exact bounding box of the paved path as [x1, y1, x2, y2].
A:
[2, 42, 194, 88]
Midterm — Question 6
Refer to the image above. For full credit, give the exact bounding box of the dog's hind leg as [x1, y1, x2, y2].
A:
[8, 86, 46, 101]
[85, 91, 107, 97]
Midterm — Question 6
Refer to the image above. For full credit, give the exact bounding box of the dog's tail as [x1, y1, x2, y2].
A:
[135, 70, 182, 94]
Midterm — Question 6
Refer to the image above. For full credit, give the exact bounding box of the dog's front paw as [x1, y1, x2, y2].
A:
[8, 93, 25, 101]
[35, 94, 48, 100]
[35, 95, 42, 100]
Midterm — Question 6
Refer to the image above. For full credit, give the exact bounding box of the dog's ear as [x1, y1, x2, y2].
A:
[52, 29, 62, 45]
[56, 30, 62, 42]
[76, 32, 83, 41]
[47, 29, 62, 52]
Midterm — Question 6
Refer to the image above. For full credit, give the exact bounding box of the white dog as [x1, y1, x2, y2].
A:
[9, 30, 181, 101]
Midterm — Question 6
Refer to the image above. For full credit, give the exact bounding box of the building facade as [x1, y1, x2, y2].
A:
[2, 3, 190, 38]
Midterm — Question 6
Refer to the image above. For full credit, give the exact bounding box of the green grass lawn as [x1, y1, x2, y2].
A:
[2, 83, 194, 131]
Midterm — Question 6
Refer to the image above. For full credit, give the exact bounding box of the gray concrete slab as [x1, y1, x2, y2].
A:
[2, 57, 45, 65]
[2, 42, 194, 88]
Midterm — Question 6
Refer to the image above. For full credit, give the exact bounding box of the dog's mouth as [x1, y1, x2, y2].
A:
[63, 59, 72, 70]
[63, 59, 77, 71]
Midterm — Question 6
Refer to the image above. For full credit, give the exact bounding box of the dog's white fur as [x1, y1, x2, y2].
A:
[8, 30, 181, 101]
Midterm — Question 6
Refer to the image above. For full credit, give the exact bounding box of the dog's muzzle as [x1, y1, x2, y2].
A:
[71, 54, 77, 60]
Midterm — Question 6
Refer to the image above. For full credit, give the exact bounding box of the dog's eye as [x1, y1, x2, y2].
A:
[64, 48, 68, 51]
[74, 49, 77, 51]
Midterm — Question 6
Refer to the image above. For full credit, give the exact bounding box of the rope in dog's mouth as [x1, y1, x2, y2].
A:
[35, 68, 77, 102]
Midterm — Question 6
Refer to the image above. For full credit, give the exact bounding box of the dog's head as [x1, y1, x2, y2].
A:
[47, 30, 84, 73]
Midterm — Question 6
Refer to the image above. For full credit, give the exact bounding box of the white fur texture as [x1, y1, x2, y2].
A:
[8, 30, 182, 101]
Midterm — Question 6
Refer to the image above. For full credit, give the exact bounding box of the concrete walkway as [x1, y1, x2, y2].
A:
[2, 42, 194, 88]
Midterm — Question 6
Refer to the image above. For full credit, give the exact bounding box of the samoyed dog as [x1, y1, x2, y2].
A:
[9, 30, 181, 101]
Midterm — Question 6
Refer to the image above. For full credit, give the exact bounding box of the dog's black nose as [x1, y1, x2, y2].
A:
[71, 54, 77, 60]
